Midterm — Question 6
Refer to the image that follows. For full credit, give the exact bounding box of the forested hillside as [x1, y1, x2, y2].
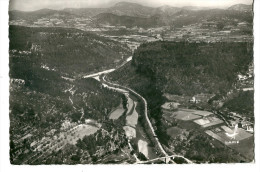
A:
[9, 25, 131, 76]
[110, 41, 253, 96]
[108, 41, 253, 144]
[9, 26, 130, 164]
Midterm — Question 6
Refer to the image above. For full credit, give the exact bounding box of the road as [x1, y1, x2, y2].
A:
[135, 155, 193, 164]
[101, 75, 176, 163]
[83, 56, 193, 164]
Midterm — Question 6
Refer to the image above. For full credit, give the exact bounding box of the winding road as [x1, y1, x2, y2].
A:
[101, 75, 172, 162]
[83, 56, 193, 164]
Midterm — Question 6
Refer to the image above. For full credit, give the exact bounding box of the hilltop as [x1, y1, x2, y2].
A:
[228, 4, 252, 12]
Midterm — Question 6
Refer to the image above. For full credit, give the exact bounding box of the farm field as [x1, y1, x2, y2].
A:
[59, 124, 100, 145]
[186, 109, 213, 117]
[205, 125, 252, 144]
[205, 126, 254, 161]
[163, 108, 214, 122]
[34, 124, 100, 152]
[229, 137, 254, 160]
[194, 117, 223, 128]
[220, 126, 253, 141]
[163, 109, 201, 121]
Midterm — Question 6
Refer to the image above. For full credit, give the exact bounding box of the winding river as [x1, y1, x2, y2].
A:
[83, 56, 192, 163]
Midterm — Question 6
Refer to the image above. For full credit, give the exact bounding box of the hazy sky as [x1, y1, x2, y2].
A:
[9, 0, 253, 11]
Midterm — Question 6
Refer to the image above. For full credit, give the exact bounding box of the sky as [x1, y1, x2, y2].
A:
[9, 0, 253, 11]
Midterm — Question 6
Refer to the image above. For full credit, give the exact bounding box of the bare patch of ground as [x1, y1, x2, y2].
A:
[138, 140, 149, 158]
[126, 101, 138, 127]
[109, 103, 125, 120]
[123, 126, 136, 139]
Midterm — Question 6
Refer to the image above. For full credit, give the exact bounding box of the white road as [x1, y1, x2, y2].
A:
[83, 56, 193, 164]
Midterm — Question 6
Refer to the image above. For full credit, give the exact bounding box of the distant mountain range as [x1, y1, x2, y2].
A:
[228, 4, 252, 11]
[9, 2, 253, 28]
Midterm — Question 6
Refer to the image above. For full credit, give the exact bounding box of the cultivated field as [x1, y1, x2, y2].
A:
[229, 137, 254, 160]
[205, 125, 254, 160]
[163, 109, 201, 121]
[220, 126, 253, 141]
[194, 117, 223, 128]
[34, 124, 100, 152]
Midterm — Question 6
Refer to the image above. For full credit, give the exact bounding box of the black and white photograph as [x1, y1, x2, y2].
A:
[0, 0, 260, 169]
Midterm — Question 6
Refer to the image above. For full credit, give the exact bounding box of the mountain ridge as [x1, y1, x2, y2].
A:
[9, 2, 252, 14]
[228, 4, 252, 11]
[9, 2, 253, 28]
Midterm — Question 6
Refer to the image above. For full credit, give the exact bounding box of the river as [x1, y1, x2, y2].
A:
[82, 56, 157, 160]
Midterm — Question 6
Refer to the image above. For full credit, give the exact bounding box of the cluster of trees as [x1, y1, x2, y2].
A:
[72, 78, 122, 122]
[75, 129, 128, 163]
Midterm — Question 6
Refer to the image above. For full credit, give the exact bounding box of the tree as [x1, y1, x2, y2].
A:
[71, 155, 80, 162]
[137, 152, 147, 161]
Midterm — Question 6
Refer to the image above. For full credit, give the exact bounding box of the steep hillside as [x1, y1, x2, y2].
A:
[107, 2, 155, 18]
[63, 8, 106, 17]
[109, 41, 253, 96]
[182, 6, 211, 11]
[9, 9, 75, 22]
[155, 5, 182, 15]
[9, 25, 131, 76]
[94, 8, 252, 28]
[9, 25, 130, 164]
